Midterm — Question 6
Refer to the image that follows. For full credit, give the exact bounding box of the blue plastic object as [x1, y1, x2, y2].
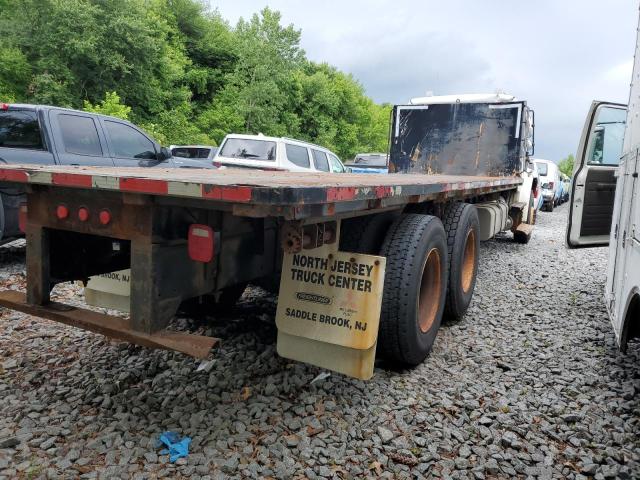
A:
[156, 431, 191, 463]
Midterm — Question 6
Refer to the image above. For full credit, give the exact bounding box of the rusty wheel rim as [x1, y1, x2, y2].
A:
[461, 228, 476, 294]
[418, 248, 442, 333]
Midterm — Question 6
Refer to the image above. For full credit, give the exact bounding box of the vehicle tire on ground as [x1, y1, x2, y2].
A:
[442, 203, 480, 322]
[378, 213, 448, 366]
[548, 200, 554, 212]
[339, 212, 398, 254]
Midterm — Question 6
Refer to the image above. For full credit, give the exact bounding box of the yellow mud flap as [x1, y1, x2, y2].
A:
[275, 243, 386, 380]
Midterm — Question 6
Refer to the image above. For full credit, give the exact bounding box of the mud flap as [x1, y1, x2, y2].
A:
[275, 242, 386, 380]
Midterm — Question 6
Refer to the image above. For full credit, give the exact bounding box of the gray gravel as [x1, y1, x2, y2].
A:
[0, 205, 638, 479]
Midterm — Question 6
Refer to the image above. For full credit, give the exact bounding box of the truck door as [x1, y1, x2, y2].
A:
[48, 110, 114, 166]
[566, 101, 627, 247]
[99, 118, 170, 168]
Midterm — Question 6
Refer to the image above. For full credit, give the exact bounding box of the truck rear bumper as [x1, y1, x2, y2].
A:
[0, 290, 219, 358]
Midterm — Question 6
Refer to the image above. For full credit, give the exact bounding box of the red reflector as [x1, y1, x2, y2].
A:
[188, 224, 214, 263]
[1, 103, 9, 111]
[99, 209, 111, 225]
[78, 207, 90, 222]
[56, 205, 69, 219]
[18, 203, 27, 233]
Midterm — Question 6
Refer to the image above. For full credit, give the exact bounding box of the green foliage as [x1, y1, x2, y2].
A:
[0, 0, 389, 158]
[558, 154, 575, 177]
[83, 92, 131, 120]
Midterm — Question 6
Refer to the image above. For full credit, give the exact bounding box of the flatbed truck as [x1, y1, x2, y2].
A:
[0, 94, 537, 379]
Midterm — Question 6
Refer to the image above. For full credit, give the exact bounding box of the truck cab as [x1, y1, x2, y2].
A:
[567, 96, 639, 349]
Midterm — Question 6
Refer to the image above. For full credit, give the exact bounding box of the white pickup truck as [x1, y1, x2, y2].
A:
[567, 13, 640, 349]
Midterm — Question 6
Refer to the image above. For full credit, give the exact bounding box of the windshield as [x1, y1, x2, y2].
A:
[172, 147, 211, 159]
[536, 162, 548, 176]
[219, 138, 276, 161]
[347, 154, 388, 167]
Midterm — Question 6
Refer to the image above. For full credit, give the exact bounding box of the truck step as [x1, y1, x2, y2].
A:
[0, 290, 218, 358]
[514, 223, 534, 244]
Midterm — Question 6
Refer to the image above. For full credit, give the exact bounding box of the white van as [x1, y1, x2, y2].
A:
[213, 134, 347, 173]
[567, 11, 639, 351]
[534, 158, 561, 211]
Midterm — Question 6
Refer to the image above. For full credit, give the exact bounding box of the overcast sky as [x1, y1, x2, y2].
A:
[211, 1, 639, 161]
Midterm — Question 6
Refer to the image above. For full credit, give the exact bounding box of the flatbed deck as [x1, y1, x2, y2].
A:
[0, 164, 521, 216]
[0, 163, 526, 362]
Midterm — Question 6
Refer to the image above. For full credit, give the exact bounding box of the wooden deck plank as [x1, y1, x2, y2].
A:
[0, 164, 522, 205]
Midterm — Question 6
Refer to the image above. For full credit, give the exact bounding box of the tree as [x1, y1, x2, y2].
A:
[83, 91, 132, 120]
[558, 154, 575, 177]
[0, 0, 391, 158]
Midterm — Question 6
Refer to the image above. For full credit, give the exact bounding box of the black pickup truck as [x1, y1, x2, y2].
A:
[0, 103, 210, 243]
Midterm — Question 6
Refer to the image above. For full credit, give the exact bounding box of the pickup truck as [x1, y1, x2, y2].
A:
[0, 93, 537, 380]
[0, 103, 209, 244]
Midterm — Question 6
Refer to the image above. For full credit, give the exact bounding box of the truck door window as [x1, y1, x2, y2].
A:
[312, 149, 330, 172]
[58, 114, 103, 156]
[0, 110, 43, 150]
[104, 121, 156, 159]
[587, 106, 626, 165]
[285, 143, 310, 168]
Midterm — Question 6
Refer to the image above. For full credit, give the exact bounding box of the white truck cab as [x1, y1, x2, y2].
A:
[213, 133, 347, 173]
[567, 25, 640, 349]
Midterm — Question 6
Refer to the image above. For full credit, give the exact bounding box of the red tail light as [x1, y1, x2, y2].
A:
[99, 209, 111, 225]
[78, 207, 90, 222]
[188, 224, 214, 263]
[1, 103, 9, 111]
[56, 205, 69, 219]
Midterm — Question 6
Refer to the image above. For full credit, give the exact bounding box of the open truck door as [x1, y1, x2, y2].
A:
[567, 101, 627, 247]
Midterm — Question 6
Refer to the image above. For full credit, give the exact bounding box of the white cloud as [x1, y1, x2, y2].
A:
[210, 0, 639, 160]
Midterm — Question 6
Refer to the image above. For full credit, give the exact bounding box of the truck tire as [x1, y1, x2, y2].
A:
[442, 203, 480, 321]
[378, 214, 448, 366]
[339, 212, 397, 254]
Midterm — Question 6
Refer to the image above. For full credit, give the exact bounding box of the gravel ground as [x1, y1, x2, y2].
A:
[0, 205, 638, 480]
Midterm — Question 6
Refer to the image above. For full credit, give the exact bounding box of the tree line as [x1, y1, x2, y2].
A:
[0, 0, 391, 160]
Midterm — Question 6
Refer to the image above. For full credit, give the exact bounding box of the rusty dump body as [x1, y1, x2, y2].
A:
[0, 163, 522, 358]
[390, 101, 528, 176]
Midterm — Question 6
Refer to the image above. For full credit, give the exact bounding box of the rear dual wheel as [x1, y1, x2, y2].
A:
[340, 207, 479, 367]
[442, 203, 480, 321]
[378, 214, 448, 366]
